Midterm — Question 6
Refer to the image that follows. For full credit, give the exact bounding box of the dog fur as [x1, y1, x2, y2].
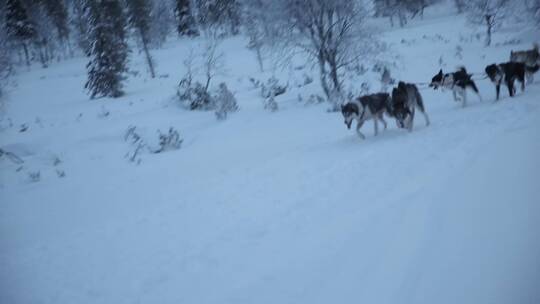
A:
[510, 43, 540, 83]
[430, 67, 482, 107]
[341, 93, 393, 139]
[485, 62, 539, 100]
[391, 82, 430, 131]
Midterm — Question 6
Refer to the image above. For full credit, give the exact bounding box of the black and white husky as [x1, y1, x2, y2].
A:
[510, 43, 540, 83]
[430, 67, 482, 107]
[391, 82, 430, 131]
[485, 62, 539, 100]
[341, 93, 392, 139]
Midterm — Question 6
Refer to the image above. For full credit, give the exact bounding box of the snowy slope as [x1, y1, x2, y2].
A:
[1, 3, 540, 304]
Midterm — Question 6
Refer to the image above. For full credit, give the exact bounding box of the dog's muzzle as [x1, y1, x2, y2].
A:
[345, 121, 352, 129]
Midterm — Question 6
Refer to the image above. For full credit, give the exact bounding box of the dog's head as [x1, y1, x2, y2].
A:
[341, 103, 359, 130]
[430, 69, 444, 89]
[485, 64, 501, 83]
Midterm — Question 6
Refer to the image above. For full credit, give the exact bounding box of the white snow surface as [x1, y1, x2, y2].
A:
[1, 4, 540, 304]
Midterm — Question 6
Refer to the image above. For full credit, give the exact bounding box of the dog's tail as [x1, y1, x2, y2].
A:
[526, 64, 540, 74]
[414, 87, 426, 113]
[467, 80, 479, 93]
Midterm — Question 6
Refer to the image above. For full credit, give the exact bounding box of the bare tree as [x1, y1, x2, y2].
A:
[202, 36, 225, 92]
[274, 0, 375, 110]
[466, 0, 510, 46]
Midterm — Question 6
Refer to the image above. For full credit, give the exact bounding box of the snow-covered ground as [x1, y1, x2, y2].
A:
[1, 3, 540, 304]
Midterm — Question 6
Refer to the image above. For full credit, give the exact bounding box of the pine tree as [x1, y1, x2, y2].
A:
[41, 0, 69, 43]
[5, 0, 37, 66]
[126, 0, 156, 78]
[175, 0, 198, 37]
[150, 0, 174, 47]
[84, 0, 129, 98]
[72, 0, 90, 53]
[196, 0, 241, 35]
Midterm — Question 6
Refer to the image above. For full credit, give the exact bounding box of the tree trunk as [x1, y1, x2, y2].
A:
[22, 43, 30, 67]
[139, 28, 155, 78]
[255, 45, 264, 72]
[317, 53, 331, 100]
[485, 15, 492, 46]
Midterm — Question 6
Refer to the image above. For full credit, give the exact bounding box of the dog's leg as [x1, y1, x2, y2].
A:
[461, 89, 467, 108]
[356, 120, 366, 139]
[452, 89, 458, 101]
[420, 108, 430, 126]
[495, 83, 500, 101]
[507, 79, 514, 97]
[408, 108, 415, 132]
[379, 114, 388, 130]
[373, 116, 379, 136]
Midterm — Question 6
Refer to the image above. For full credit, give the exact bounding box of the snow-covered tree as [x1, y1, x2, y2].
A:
[195, 0, 241, 35]
[71, 0, 90, 53]
[175, 0, 199, 37]
[214, 82, 238, 120]
[84, 0, 129, 98]
[150, 0, 175, 46]
[41, 0, 69, 44]
[454, 0, 467, 13]
[241, 0, 281, 72]
[466, 0, 510, 46]
[0, 9, 12, 99]
[274, 0, 375, 110]
[5, 0, 37, 66]
[126, 0, 156, 78]
[374, 0, 433, 27]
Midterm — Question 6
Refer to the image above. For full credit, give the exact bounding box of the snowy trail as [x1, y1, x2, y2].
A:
[2, 4, 540, 304]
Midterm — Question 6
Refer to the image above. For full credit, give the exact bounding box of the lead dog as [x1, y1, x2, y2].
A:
[341, 93, 393, 139]
[430, 67, 482, 107]
[391, 82, 430, 131]
[485, 62, 539, 100]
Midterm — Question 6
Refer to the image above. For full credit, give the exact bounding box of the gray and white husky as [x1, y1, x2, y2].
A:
[341, 93, 392, 139]
[391, 82, 430, 131]
[510, 43, 540, 83]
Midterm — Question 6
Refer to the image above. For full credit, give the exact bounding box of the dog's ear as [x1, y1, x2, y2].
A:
[438, 69, 442, 74]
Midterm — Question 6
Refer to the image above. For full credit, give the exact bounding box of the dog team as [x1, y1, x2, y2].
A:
[341, 43, 540, 139]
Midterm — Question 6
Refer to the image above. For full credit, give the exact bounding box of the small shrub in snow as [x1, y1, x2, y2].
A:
[360, 82, 370, 95]
[264, 95, 278, 112]
[98, 106, 110, 118]
[19, 123, 29, 132]
[455, 45, 463, 60]
[261, 77, 287, 99]
[124, 125, 142, 144]
[155, 127, 183, 153]
[0, 148, 24, 164]
[249, 77, 262, 90]
[56, 170, 66, 178]
[380, 67, 395, 92]
[214, 83, 238, 120]
[177, 78, 215, 110]
[28, 171, 41, 183]
[126, 142, 145, 164]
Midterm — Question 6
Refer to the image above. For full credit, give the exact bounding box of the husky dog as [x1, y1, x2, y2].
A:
[391, 82, 430, 131]
[341, 93, 392, 139]
[430, 67, 482, 107]
[510, 43, 540, 83]
[485, 62, 539, 100]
